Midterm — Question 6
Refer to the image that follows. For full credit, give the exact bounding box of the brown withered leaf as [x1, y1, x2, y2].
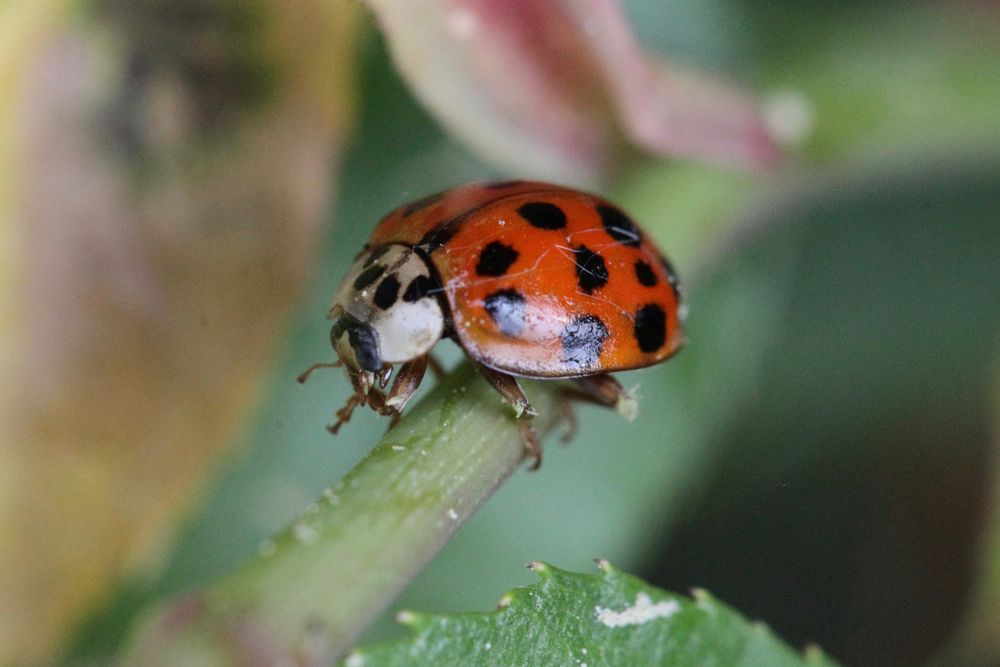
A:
[0, 1, 361, 662]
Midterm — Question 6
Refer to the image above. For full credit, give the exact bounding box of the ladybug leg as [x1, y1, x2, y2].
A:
[327, 392, 362, 434]
[381, 355, 429, 418]
[553, 375, 636, 443]
[567, 374, 638, 421]
[555, 392, 580, 443]
[519, 420, 543, 471]
[296, 360, 343, 384]
[473, 363, 537, 418]
[473, 363, 542, 469]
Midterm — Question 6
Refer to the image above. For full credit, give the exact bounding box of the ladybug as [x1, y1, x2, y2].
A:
[300, 180, 684, 467]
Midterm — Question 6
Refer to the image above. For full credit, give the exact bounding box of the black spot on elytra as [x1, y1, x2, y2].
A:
[476, 241, 520, 277]
[353, 264, 385, 290]
[561, 315, 608, 368]
[518, 201, 567, 230]
[402, 190, 445, 217]
[598, 204, 641, 247]
[573, 245, 608, 293]
[403, 274, 436, 302]
[373, 274, 401, 310]
[634, 260, 658, 287]
[484, 289, 526, 336]
[363, 245, 392, 267]
[634, 303, 667, 352]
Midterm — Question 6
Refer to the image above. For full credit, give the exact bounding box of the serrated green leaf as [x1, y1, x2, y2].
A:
[344, 562, 836, 667]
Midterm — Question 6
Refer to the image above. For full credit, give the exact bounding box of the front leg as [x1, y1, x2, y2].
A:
[473, 362, 542, 469]
[380, 355, 430, 417]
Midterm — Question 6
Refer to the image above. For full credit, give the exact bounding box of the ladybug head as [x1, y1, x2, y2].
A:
[329, 244, 445, 382]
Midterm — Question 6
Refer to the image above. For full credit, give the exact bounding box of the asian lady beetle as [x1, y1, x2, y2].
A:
[301, 181, 684, 467]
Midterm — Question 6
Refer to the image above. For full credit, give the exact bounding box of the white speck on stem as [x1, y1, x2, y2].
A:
[294, 521, 319, 544]
[344, 652, 365, 667]
[485, 641, 492, 650]
[595, 593, 680, 628]
[447, 508, 459, 520]
[391, 444, 406, 452]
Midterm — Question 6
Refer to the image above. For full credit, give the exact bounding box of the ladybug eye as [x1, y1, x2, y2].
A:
[347, 322, 382, 372]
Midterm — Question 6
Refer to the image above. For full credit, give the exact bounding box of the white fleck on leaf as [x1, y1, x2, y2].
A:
[594, 592, 680, 628]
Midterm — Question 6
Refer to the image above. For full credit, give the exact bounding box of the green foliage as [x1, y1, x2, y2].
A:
[346, 562, 835, 667]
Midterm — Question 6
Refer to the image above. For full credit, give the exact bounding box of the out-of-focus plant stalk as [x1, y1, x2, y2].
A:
[122, 363, 564, 665]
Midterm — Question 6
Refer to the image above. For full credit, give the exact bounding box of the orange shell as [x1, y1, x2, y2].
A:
[369, 181, 683, 378]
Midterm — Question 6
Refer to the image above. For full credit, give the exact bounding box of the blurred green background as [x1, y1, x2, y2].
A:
[27, 0, 1000, 664]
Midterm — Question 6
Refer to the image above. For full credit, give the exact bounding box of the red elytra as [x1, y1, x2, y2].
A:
[369, 180, 683, 377]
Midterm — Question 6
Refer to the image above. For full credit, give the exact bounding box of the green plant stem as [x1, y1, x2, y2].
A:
[122, 363, 563, 665]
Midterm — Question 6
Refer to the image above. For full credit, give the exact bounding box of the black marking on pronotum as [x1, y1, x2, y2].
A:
[634, 260, 658, 287]
[402, 190, 446, 217]
[561, 314, 609, 368]
[634, 303, 667, 353]
[348, 322, 381, 372]
[363, 245, 392, 267]
[411, 245, 454, 334]
[573, 245, 609, 294]
[353, 264, 386, 291]
[518, 202, 567, 230]
[373, 275, 401, 310]
[476, 241, 520, 277]
[484, 289, 527, 336]
[598, 204, 641, 247]
[403, 274, 437, 302]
